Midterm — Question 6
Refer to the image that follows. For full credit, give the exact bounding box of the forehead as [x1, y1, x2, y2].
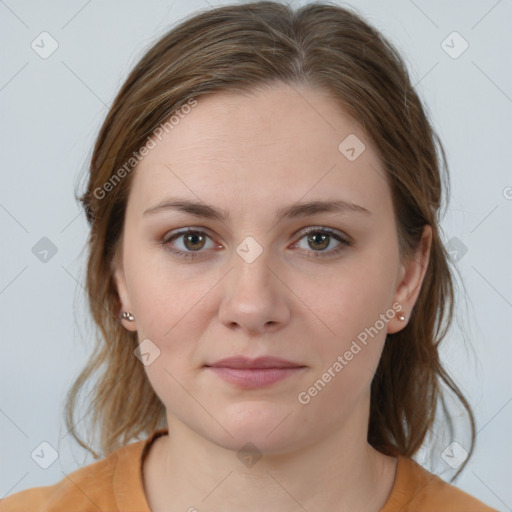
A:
[129, 83, 390, 216]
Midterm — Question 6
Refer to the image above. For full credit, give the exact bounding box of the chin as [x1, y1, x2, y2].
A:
[205, 402, 307, 453]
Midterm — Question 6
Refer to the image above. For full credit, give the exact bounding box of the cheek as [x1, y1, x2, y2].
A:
[123, 241, 203, 337]
[301, 244, 399, 387]
[308, 248, 398, 337]
[295, 288, 393, 424]
[342, 234, 400, 321]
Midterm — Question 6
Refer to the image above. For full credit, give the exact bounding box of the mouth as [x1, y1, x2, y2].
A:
[204, 356, 307, 389]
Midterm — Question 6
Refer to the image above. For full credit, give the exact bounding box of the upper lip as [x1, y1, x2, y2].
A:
[205, 356, 305, 369]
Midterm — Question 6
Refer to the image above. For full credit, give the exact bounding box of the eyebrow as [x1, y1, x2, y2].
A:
[143, 197, 371, 222]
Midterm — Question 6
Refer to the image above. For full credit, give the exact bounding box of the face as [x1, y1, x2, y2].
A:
[113, 83, 430, 454]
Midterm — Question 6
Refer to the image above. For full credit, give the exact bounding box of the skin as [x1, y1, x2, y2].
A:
[113, 82, 432, 511]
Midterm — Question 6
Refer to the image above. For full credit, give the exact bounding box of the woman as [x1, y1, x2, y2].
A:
[0, 1, 498, 511]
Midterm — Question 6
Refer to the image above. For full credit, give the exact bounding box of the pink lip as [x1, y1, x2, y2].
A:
[207, 356, 303, 369]
[205, 356, 306, 389]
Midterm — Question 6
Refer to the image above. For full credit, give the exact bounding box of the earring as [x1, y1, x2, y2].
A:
[398, 312, 406, 321]
[121, 311, 135, 322]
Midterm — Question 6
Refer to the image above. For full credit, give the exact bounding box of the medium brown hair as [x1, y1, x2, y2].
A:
[68, 0, 475, 479]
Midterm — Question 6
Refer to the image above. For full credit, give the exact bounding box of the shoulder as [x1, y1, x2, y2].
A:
[382, 455, 499, 512]
[0, 440, 145, 512]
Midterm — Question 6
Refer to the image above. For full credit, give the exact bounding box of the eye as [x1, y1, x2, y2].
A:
[161, 228, 219, 259]
[293, 226, 351, 258]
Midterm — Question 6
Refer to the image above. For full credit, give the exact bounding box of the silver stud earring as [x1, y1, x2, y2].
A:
[398, 312, 406, 321]
[121, 311, 135, 322]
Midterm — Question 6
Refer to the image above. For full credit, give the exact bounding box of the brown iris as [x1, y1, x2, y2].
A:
[308, 232, 329, 251]
[183, 231, 206, 251]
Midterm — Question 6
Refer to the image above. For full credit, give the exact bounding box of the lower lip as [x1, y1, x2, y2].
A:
[206, 366, 305, 389]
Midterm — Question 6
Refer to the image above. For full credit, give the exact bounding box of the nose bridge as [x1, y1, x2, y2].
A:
[218, 233, 289, 332]
[231, 233, 275, 299]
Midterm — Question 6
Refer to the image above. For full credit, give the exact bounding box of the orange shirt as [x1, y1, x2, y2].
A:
[0, 428, 498, 511]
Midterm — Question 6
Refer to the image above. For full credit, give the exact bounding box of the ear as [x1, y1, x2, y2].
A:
[387, 225, 432, 334]
[112, 247, 138, 332]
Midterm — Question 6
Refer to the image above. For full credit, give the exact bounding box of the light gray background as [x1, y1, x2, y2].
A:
[1, 0, 511, 509]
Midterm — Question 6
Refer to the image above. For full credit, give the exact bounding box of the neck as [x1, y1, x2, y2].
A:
[145, 399, 397, 511]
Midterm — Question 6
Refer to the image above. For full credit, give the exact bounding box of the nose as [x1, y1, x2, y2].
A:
[218, 243, 291, 335]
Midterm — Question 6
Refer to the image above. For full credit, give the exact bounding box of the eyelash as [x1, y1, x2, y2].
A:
[160, 226, 351, 260]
